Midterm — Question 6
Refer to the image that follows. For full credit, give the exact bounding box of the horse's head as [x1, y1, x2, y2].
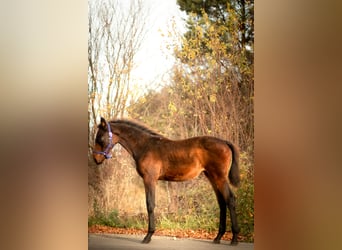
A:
[93, 117, 119, 165]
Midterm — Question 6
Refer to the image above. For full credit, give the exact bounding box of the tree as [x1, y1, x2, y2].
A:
[88, 0, 148, 215]
[177, 0, 254, 53]
[172, 0, 254, 153]
[88, 0, 148, 158]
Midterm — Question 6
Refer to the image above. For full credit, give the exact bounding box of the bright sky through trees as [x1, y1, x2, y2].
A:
[130, 0, 186, 91]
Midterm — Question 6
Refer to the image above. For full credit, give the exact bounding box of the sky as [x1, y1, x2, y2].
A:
[130, 0, 186, 93]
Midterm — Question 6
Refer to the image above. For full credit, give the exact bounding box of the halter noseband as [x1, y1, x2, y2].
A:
[93, 122, 115, 159]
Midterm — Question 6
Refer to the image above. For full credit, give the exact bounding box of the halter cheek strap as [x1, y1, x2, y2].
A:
[93, 122, 115, 159]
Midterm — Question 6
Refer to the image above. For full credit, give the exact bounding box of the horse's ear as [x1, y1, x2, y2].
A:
[99, 117, 107, 129]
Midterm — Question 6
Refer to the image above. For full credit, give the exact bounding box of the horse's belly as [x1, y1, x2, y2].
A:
[160, 165, 204, 181]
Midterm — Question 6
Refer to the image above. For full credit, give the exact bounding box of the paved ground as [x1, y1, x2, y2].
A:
[89, 233, 254, 250]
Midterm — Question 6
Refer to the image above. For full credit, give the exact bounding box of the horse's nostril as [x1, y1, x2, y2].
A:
[93, 156, 102, 165]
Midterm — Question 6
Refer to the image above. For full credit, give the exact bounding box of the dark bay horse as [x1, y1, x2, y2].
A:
[93, 117, 241, 245]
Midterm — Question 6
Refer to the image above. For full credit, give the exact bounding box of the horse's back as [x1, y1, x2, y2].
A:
[145, 136, 232, 181]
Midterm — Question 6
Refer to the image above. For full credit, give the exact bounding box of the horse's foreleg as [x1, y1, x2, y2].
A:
[142, 178, 156, 244]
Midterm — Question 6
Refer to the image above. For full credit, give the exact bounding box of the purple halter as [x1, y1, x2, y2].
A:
[93, 122, 115, 159]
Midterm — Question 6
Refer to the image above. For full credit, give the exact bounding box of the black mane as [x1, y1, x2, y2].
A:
[110, 119, 165, 138]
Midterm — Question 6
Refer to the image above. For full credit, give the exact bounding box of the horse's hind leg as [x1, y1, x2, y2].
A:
[205, 172, 228, 244]
[142, 177, 156, 244]
[213, 191, 227, 244]
[210, 176, 240, 245]
[227, 185, 240, 245]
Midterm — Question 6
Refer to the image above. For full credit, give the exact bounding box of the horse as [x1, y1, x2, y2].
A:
[92, 117, 241, 245]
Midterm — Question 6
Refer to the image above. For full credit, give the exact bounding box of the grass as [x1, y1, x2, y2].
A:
[157, 212, 218, 232]
[88, 183, 254, 242]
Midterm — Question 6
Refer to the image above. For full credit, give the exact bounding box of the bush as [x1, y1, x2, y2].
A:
[88, 202, 123, 227]
[236, 152, 254, 242]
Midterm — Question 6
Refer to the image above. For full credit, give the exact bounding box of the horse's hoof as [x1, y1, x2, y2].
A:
[213, 238, 220, 244]
[213, 240, 220, 244]
[142, 236, 151, 244]
[230, 234, 239, 245]
[230, 240, 238, 246]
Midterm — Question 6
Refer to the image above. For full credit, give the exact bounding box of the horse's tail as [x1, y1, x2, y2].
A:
[226, 141, 240, 187]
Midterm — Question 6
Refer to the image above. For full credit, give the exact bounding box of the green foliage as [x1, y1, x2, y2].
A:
[157, 212, 218, 232]
[88, 202, 123, 227]
[178, 0, 254, 49]
[89, 204, 147, 229]
[236, 152, 254, 241]
[177, 0, 236, 23]
[237, 179, 254, 241]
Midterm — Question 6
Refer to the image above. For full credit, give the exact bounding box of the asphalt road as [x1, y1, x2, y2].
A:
[89, 233, 254, 250]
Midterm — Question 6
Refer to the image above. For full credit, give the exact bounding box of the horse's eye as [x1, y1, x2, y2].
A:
[95, 135, 104, 147]
[101, 137, 107, 145]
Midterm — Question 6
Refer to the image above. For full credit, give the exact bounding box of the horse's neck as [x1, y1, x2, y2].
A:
[118, 129, 149, 159]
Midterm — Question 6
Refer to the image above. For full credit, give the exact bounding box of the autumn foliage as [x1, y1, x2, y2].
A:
[88, 0, 254, 243]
